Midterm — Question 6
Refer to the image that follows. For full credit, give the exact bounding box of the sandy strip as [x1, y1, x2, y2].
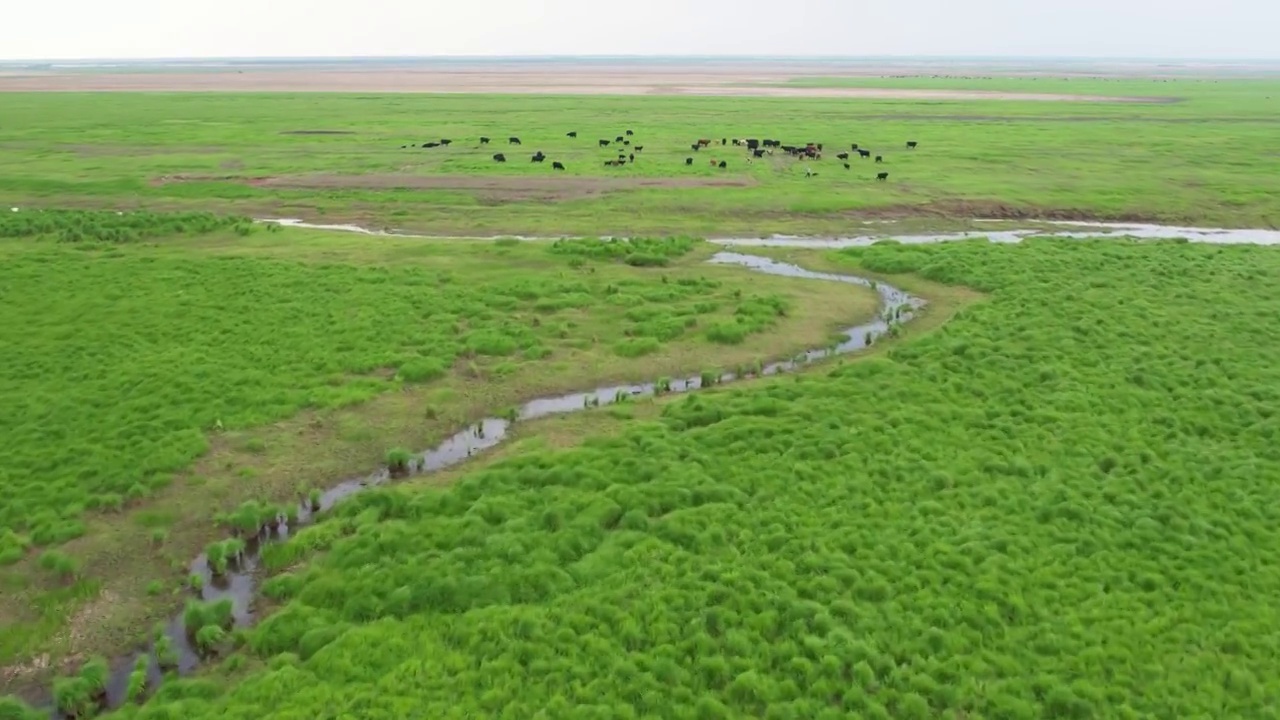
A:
[0, 68, 1173, 102]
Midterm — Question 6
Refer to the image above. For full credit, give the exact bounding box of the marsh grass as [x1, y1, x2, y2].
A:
[0, 226, 883, 682]
[93, 239, 1280, 720]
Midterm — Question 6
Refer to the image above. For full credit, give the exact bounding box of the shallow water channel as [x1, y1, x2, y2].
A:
[36, 252, 920, 716]
[260, 217, 1280, 246]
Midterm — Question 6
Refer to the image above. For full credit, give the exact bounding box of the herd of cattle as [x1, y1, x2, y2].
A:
[400, 130, 919, 181]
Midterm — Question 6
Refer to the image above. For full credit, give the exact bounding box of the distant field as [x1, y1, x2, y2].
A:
[0, 78, 1278, 234]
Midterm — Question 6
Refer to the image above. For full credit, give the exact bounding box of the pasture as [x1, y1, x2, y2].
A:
[0, 214, 882, 689]
[3, 71, 1280, 717]
[58, 238, 1280, 719]
[0, 78, 1278, 235]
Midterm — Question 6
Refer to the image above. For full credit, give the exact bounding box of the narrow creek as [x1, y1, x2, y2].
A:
[34, 252, 922, 716]
[259, 217, 1280, 245]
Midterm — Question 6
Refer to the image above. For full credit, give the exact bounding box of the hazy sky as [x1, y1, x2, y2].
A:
[4, 0, 1278, 60]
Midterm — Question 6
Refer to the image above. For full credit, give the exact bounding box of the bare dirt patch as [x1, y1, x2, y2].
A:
[0, 67, 1174, 103]
[153, 173, 758, 201]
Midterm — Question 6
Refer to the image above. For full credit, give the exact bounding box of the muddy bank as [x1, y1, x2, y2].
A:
[23, 252, 921, 716]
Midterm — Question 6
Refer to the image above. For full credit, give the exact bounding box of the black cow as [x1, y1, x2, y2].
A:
[851, 143, 859, 150]
[615, 136, 624, 142]
[635, 146, 644, 152]
[907, 141, 918, 149]
[732, 139, 741, 146]
[479, 136, 491, 144]
[685, 157, 694, 165]
[567, 131, 578, 138]
[875, 155, 884, 163]
[691, 144, 700, 151]
[600, 139, 611, 147]
[816, 143, 824, 151]
[836, 152, 849, 160]
[876, 172, 889, 181]
[745, 139, 760, 149]
[509, 137, 522, 145]
[553, 161, 565, 170]
[717, 160, 727, 168]
[858, 149, 871, 158]
[440, 139, 452, 146]
[626, 130, 634, 136]
[400, 145, 407, 149]
[423, 142, 440, 148]
[843, 163, 851, 170]
[764, 139, 780, 148]
[752, 149, 766, 158]
[623, 140, 631, 146]
[629, 153, 635, 162]
[721, 138, 727, 145]
[493, 153, 506, 162]
[531, 152, 546, 162]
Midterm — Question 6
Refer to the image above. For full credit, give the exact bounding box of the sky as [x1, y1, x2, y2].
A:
[3, 0, 1278, 61]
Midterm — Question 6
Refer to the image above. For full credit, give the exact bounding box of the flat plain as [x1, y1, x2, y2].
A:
[2, 64, 1280, 718]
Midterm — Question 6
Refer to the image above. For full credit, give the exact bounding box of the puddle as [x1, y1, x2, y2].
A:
[257, 218, 1280, 246]
[32, 251, 921, 716]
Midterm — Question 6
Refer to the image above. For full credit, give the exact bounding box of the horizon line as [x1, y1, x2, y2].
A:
[4, 53, 1280, 64]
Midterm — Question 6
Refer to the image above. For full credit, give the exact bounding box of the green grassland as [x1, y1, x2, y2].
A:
[70, 238, 1280, 720]
[1, 79, 1278, 235]
[0, 212, 887, 690]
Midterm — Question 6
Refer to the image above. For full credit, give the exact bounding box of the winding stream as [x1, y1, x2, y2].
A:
[259, 217, 1280, 245]
[38, 251, 920, 715]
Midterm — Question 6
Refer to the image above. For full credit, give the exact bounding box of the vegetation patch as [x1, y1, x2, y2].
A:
[74, 239, 1280, 719]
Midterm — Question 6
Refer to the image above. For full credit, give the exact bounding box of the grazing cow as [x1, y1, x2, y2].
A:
[685, 157, 694, 165]
[616, 136, 625, 142]
[710, 160, 717, 167]
[552, 161, 565, 170]
[479, 136, 491, 144]
[836, 152, 849, 160]
[626, 129, 634, 136]
[697, 139, 712, 147]
[851, 143, 859, 150]
[629, 153, 635, 162]
[600, 139, 611, 147]
[635, 146, 644, 152]
[604, 160, 620, 167]
[721, 138, 727, 145]
[493, 153, 507, 162]
[876, 172, 889, 181]
[782, 145, 796, 153]
[907, 141, 918, 149]
[843, 163, 851, 170]
[764, 139, 780, 148]
[875, 155, 883, 163]
[440, 139, 452, 146]
[423, 142, 440, 148]
[752, 149, 766, 158]
[691, 144, 701, 151]
[509, 137, 522, 145]
[858, 149, 871, 158]
[400, 145, 407, 149]
[732, 139, 741, 146]
[624, 140, 631, 146]
[746, 139, 760, 149]
[618, 154, 626, 160]
[718, 160, 727, 168]
[567, 131, 578, 138]
[816, 143, 824, 151]
[531, 152, 546, 162]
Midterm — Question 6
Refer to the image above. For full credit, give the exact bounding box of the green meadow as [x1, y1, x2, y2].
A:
[58, 238, 1280, 720]
[0, 211, 881, 689]
[3, 76, 1280, 716]
[0, 79, 1278, 236]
